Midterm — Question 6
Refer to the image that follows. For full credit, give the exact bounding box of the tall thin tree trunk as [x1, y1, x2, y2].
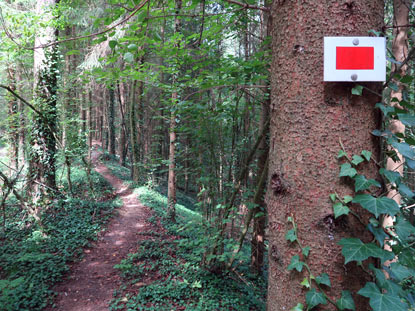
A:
[7, 66, 19, 172]
[167, 0, 182, 222]
[117, 81, 128, 166]
[108, 85, 116, 156]
[130, 77, 142, 182]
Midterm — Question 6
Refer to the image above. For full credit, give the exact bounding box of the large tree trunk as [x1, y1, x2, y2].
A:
[29, 0, 58, 203]
[267, 1, 384, 310]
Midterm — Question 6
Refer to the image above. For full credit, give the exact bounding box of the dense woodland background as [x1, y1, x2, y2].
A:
[0, 0, 414, 310]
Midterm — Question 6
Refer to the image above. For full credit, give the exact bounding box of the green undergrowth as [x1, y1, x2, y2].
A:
[107, 161, 267, 310]
[0, 163, 120, 311]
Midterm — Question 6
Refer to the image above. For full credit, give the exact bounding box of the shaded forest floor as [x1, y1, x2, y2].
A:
[0, 144, 266, 311]
[46, 146, 163, 311]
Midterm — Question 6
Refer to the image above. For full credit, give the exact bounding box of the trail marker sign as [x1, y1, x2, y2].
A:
[324, 37, 386, 82]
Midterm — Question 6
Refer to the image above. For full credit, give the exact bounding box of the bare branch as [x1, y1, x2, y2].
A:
[0, 84, 42, 116]
[30, 0, 149, 50]
[384, 45, 415, 89]
[223, 0, 269, 11]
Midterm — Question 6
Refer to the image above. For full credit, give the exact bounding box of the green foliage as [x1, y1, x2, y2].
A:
[110, 182, 266, 310]
[0, 164, 119, 310]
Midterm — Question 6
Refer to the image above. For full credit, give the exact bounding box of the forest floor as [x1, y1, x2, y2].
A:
[46, 145, 161, 311]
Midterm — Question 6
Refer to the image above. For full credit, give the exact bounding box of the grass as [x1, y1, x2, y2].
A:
[105, 159, 267, 311]
[0, 162, 120, 311]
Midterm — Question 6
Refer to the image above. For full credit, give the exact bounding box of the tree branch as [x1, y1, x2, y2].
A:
[223, 0, 269, 12]
[0, 84, 42, 116]
[384, 45, 415, 89]
[30, 0, 149, 50]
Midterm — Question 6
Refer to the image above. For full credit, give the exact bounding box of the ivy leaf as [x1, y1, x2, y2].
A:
[375, 103, 395, 116]
[397, 114, 415, 127]
[305, 289, 327, 309]
[358, 282, 408, 311]
[367, 224, 389, 247]
[315, 273, 331, 287]
[287, 255, 305, 272]
[389, 262, 415, 282]
[343, 195, 353, 203]
[394, 216, 415, 241]
[336, 290, 355, 310]
[333, 202, 350, 218]
[361, 150, 372, 161]
[338, 238, 395, 264]
[301, 277, 311, 289]
[379, 168, 401, 185]
[285, 229, 297, 242]
[351, 85, 363, 96]
[391, 141, 415, 160]
[302, 246, 311, 258]
[329, 193, 336, 202]
[351, 155, 364, 165]
[338, 150, 348, 159]
[339, 163, 357, 178]
[352, 194, 400, 218]
[398, 183, 415, 198]
[290, 303, 304, 311]
[389, 82, 400, 92]
[353, 175, 381, 192]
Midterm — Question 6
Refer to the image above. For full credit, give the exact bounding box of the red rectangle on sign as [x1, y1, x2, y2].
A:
[336, 47, 374, 70]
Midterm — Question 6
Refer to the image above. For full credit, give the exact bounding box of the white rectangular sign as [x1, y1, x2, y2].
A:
[324, 37, 386, 82]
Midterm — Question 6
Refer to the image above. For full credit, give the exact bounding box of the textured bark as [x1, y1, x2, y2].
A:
[117, 81, 128, 167]
[167, 0, 182, 222]
[267, 1, 383, 310]
[108, 85, 116, 156]
[7, 67, 19, 172]
[130, 79, 142, 183]
[29, 0, 58, 202]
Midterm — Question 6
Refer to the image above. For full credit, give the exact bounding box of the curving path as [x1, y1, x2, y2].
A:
[46, 148, 153, 311]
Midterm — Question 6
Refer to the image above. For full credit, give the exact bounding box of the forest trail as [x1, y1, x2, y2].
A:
[46, 145, 155, 311]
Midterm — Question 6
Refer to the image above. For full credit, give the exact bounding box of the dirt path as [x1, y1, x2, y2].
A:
[46, 149, 154, 311]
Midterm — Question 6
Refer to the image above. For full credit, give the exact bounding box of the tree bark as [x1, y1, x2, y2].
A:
[167, 0, 182, 222]
[117, 81, 128, 166]
[108, 85, 116, 156]
[7, 66, 19, 172]
[29, 0, 59, 203]
[267, 1, 384, 310]
[130, 78, 142, 182]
